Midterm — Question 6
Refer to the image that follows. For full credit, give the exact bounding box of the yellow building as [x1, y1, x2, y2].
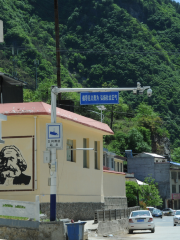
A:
[0, 102, 126, 219]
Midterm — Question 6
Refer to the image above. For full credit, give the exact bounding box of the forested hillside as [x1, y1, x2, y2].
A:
[1, 0, 180, 154]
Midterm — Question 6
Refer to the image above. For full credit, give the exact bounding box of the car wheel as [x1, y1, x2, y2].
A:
[174, 224, 176, 226]
[151, 228, 155, 233]
[129, 230, 133, 234]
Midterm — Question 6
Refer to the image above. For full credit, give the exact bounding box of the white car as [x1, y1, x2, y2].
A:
[162, 208, 176, 216]
[173, 210, 180, 226]
[128, 210, 155, 234]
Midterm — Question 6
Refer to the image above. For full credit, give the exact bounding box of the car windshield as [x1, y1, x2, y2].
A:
[131, 211, 150, 217]
[153, 209, 160, 213]
[176, 211, 180, 215]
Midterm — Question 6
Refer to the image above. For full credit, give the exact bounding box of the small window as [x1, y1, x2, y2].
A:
[172, 172, 177, 180]
[103, 154, 106, 166]
[117, 162, 120, 172]
[120, 163, 123, 172]
[172, 185, 176, 193]
[83, 138, 88, 168]
[67, 139, 76, 162]
[94, 141, 100, 170]
[111, 158, 114, 169]
[178, 172, 180, 180]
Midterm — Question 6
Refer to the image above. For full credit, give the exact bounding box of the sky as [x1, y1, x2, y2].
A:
[174, 0, 180, 2]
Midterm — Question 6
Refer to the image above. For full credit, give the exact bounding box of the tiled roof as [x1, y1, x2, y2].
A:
[0, 102, 113, 134]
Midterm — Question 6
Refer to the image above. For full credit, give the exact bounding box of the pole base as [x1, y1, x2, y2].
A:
[50, 194, 56, 221]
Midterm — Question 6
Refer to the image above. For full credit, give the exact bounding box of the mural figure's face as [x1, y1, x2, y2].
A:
[1, 149, 21, 178]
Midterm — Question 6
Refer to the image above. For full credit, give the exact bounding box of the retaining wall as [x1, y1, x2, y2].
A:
[0, 219, 65, 240]
[40, 198, 127, 221]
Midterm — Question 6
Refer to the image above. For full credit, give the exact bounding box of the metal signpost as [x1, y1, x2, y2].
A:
[48, 82, 152, 221]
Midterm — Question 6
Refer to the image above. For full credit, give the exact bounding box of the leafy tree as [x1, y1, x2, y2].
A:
[171, 147, 180, 163]
[140, 176, 163, 207]
[126, 181, 139, 207]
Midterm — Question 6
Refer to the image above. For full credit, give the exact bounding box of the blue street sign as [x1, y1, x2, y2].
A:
[80, 92, 119, 105]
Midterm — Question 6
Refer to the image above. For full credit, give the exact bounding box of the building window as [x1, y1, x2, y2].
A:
[120, 163, 123, 172]
[111, 158, 114, 169]
[172, 185, 176, 193]
[83, 138, 89, 168]
[178, 172, 180, 180]
[103, 154, 106, 166]
[179, 185, 180, 193]
[117, 162, 120, 172]
[94, 141, 100, 170]
[171, 172, 177, 180]
[67, 139, 76, 162]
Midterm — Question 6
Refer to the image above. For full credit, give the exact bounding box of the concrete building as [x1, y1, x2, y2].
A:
[127, 152, 170, 208]
[168, 162, 180, 209]
[103, 148, 126, 172]
[0, 102, 127, 220]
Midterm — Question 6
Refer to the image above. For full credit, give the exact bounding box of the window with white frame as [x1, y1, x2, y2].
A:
[67, 139, 75, 162]
[172, 185, 176, 193]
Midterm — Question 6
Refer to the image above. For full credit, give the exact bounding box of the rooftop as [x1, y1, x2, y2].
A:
[0, 72, 26, 86]
[0, 102, 113, 134]
[134, 152, 165, 159]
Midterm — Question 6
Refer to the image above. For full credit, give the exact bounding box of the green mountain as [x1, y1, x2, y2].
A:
[1, 0, 180, 149]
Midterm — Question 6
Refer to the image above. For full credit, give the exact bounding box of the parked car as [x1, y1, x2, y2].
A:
[152, 208, 163, 218]
[162, 208, 176, 216]
[173, 210, 180, 226]
[146, 207, 154, 213]
[128, 210, 155, 234]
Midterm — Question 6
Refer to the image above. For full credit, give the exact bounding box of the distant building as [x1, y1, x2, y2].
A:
[0, 73, 26, 103]
[103, 148, 126, 172]
[127, 152, 170, 208]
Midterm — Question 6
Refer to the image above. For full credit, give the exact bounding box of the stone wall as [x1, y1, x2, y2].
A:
[40, 202, 104, 221]
[40, 198, 127, 221]
[97, 218, 128, 236]
[104, 197, 127, 209]
[0, 219, 65, 240]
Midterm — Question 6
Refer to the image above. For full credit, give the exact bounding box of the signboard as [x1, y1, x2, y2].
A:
[80, 92, 119, 105]
[46, 123, 63, 150]
[172, 193, 180, 200]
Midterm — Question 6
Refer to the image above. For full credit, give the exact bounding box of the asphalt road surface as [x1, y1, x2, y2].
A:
[89, 216, 179, 240]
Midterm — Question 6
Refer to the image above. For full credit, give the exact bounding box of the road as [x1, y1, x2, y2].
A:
[89, 216, 179, 240]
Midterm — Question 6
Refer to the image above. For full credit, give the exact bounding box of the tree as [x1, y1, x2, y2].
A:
[140, 176, 163, 207]
[171, 147, 180, 163]
[126, 181, 139, 207]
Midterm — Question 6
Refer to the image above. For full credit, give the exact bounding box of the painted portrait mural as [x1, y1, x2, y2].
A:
[0, 136, 34, 191]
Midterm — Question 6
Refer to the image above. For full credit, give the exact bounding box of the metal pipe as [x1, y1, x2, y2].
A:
[34, 116, 37, 190]
[50, 86, 57, 221]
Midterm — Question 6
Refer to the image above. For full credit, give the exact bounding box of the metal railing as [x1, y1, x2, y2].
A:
[94, 206, 140, 223]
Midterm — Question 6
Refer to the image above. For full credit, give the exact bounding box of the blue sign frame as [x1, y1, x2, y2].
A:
[48, 125, 60, 139]
[80, 92, 119, 105]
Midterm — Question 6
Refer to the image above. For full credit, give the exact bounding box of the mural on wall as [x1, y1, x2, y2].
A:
[0, 136, 34, 191]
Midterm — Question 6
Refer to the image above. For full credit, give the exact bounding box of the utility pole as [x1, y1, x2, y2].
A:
[54, 0, 61, 102]
[34, 59, 39, 90]
[12, 46, 18, 77]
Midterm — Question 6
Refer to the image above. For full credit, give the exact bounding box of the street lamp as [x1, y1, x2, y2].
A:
[96, 105, 106, 122]
[49, 82, 152, 221]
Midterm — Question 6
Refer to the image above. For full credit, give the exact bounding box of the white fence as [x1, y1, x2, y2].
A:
[0, 195, 40, 221]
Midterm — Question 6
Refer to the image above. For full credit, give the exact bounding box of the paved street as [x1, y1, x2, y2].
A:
[89, 216, 179, 240]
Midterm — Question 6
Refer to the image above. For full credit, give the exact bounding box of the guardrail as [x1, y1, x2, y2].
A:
[0, 195, 40, 221]
[94, 206, 140, 223]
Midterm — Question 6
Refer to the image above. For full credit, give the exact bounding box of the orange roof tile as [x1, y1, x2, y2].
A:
[0, 102, 113, 135]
